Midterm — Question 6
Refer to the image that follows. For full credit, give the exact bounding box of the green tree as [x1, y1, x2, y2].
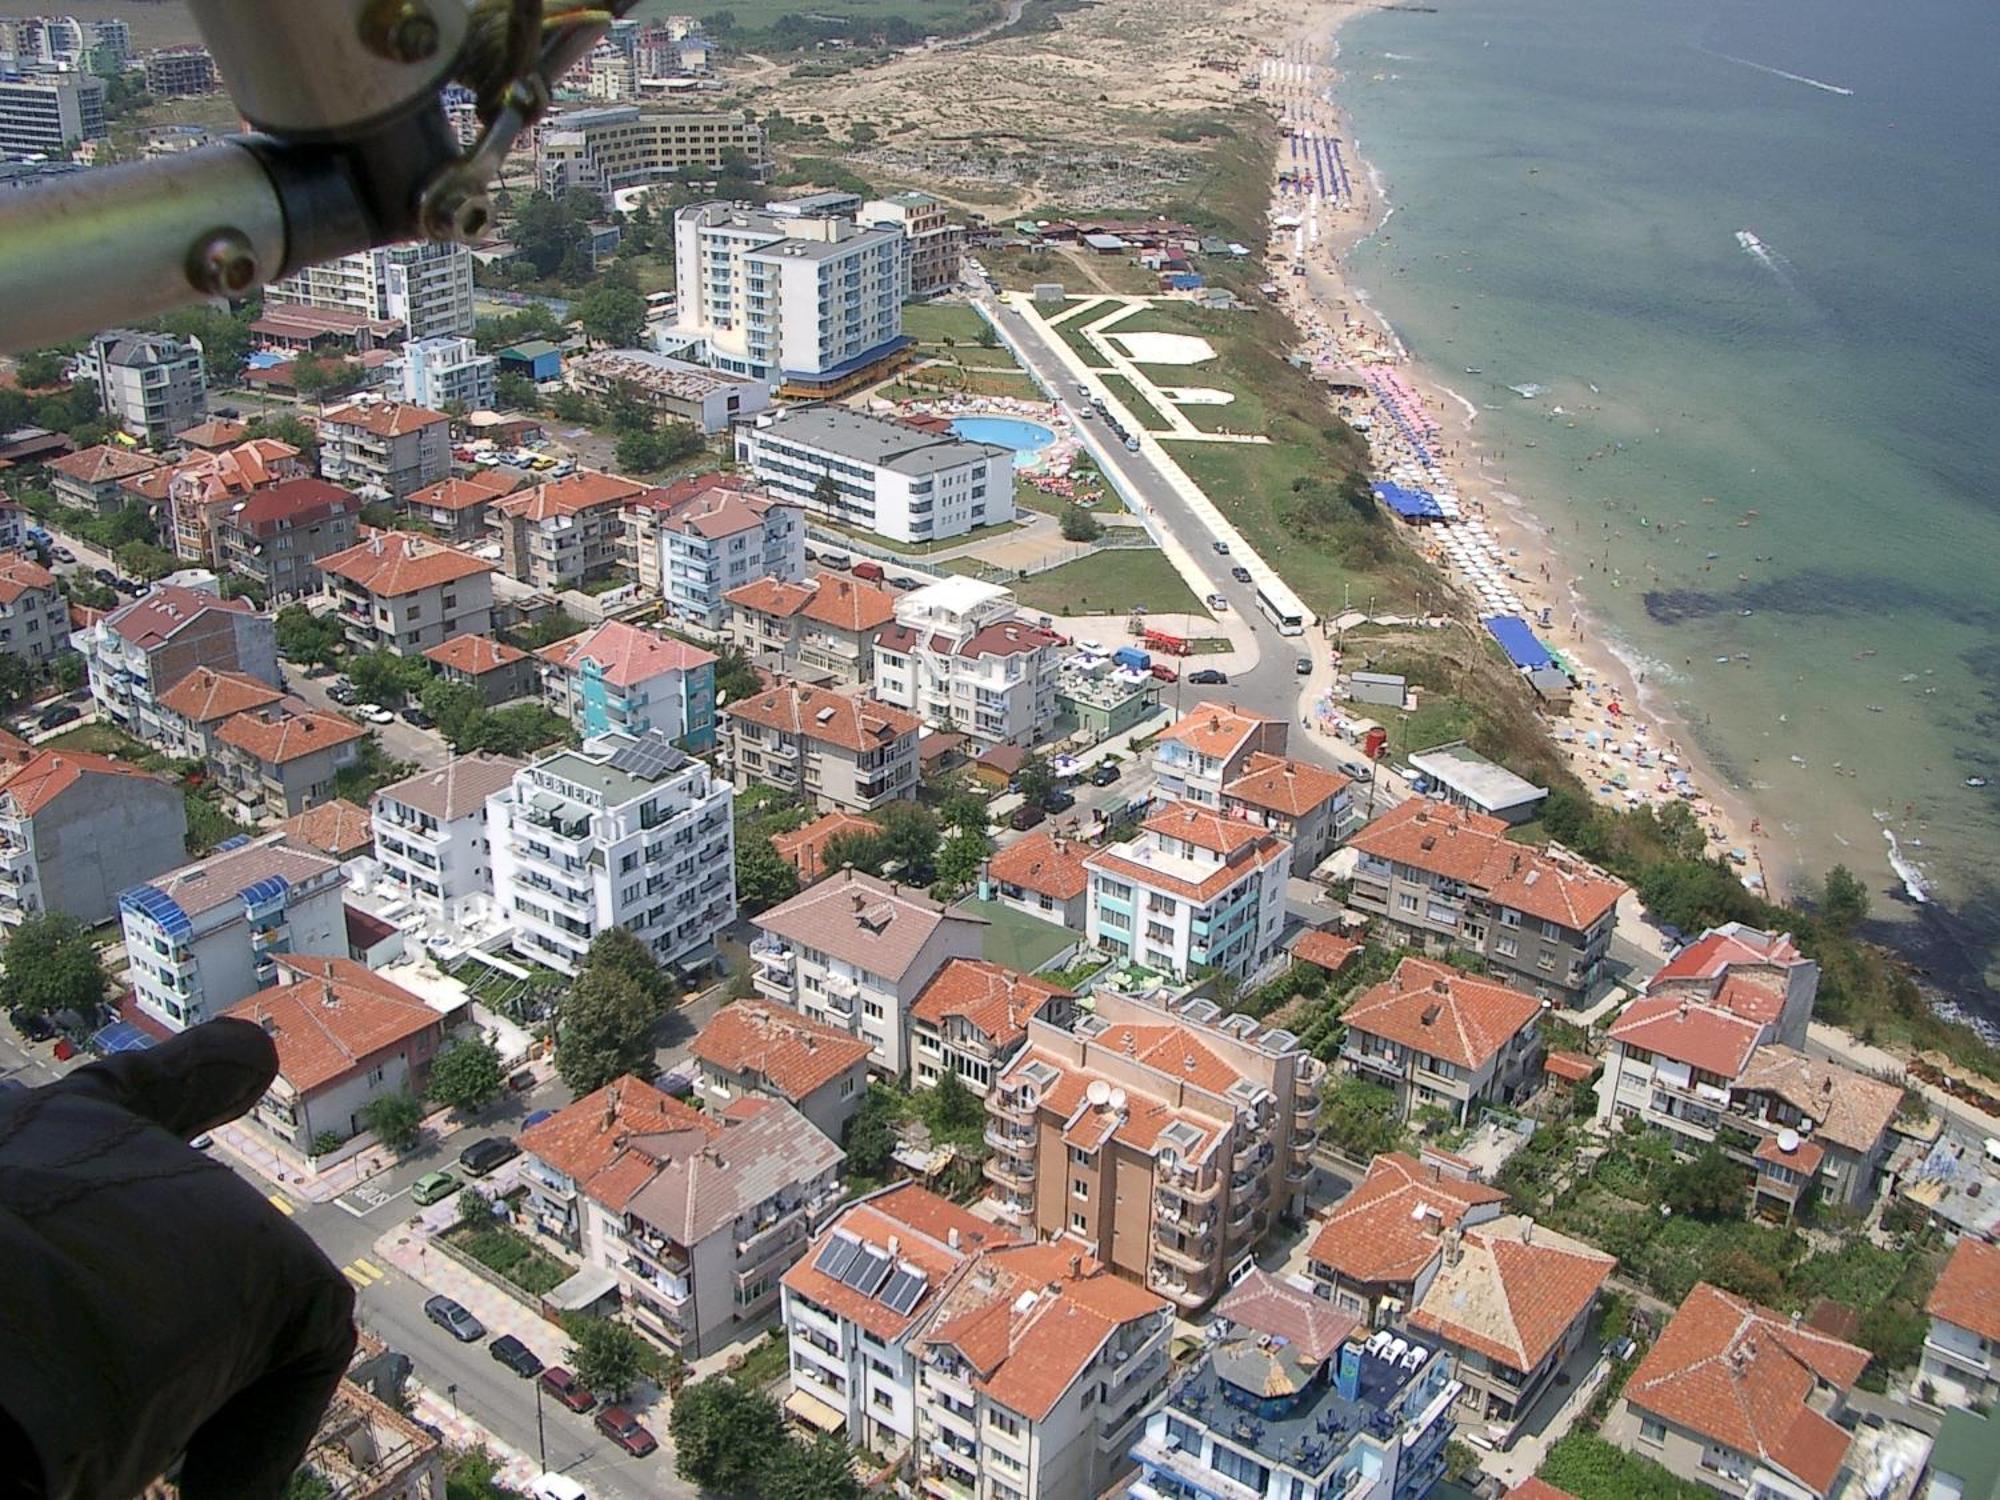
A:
[0, 654, 33, 711]
[1664, 1145, 1748, 1220]
[578, 283, 648, 348]
[1013, 751, 1057, 807]
[464, 702, 571, 757]
[614, 426, 665, 474]
[443, 1448, 513, 1500]
[359, 1091, 423, 1153]
[0, 912, 107, 1020]
[282, 1470, 334, 1500]
[114, 540, 175, 580]
[735, 834, 800, 916]
[1059, 504, 1102, 542]
[156, 306, 255, 387]
[456, 1183, 494, 1231]
[940, 791, 989, 837]
[924, 1068, 982, 1136]
[657, 421, 705, 465]
[811, 473, 840, 516]
[290, 351, 333, 398]
[760, 1432, 861, 1500]
[427, 1036, 505, 1113]
[1320, 1075, 1405, 1159]
[670, 1377, 784, 1492]
[566, 1314, 649, 1401]
[872, 801, 940, 884]
[711, 644, 759, 706]
[555, 935, 667, 1092]
[495, 371, 541, 411]
[820, 828, 890, 878]
[422, 677, 484, 748]
[842, 1082, 902, 1177]
[934, 828, 990, 897]
[348, 649, 429, 707]
[243, 412, 320, 464]
[13, 350, 68, 389]
[274, 604, 341, 669]
[1820, 865, 1870, 934]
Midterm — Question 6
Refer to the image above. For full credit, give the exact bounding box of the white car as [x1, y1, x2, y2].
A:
[355, 703, 395, 725]
[1208, 594, 1231, 612]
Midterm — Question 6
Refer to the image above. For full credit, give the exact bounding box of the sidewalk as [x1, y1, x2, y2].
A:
[212, 1101, 464, 1203]
[408, 1383, 544, 1491]
[375, 1223, 583, 1368]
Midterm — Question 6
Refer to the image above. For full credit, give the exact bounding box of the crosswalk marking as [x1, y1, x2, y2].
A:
[267, 1192, 296, 1217]
[341, 1258, 387, 1289]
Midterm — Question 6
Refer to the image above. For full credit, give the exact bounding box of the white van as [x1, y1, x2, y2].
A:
[530, 1476, 587, 1500]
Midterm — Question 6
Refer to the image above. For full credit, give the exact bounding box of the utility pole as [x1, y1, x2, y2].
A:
[534, 1377, 548, 1470]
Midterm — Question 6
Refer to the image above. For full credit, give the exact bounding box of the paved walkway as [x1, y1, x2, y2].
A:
[212, 1100, 465, 1203]
[375, 1222, 585, 1369]
[410, 1384, 546, 1491]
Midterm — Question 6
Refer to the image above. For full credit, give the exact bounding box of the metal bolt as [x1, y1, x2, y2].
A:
[186, 228, 257, 299]
[420, 174, 491, 243]
[360, 0, 441, 64]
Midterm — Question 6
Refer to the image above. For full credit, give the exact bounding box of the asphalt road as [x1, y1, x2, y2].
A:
[279, 665, 453, 774]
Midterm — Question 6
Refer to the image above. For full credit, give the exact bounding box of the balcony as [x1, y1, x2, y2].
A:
[984, 1122, 1034, 1154]
[989, 1082, 1036, 1123]
[1342, 1043, 1407, 1080]
[1159, 1166, 1221, 1205]
[983, 1154, 1036, 1192]
[1152, 1235, 1213, 1274]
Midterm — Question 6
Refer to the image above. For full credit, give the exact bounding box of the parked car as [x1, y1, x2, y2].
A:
[507, 1068, 537, 1093]
[820, 551, 851, 571]
[327, 683, 357, 705]
[10, 1009, 54, 1042]
[539, 1366, 597, 1414]
[890, 574, 921, 589]
[424, 1294, 485, 1343]
[411, 1170, 459, 1206]
[1213, 539, 1230, 554]
[1295, 656, 1313, 675]
[1125, 436, 1141, 452]
[1189, 669, 1229, 685]
[594, 1406, 659, 1458]
[92, 567, 116, 586]
[1043, 788, 1076, 814]
[490, 1334, 544, 1378]
[401, 706, 434, 729]
[851, 560, 885, 582]
[1206, 594, 1230, 612]
[112, 577, 138, 593]
[458, 1137, 520, 1177]
[522, 1108, 556, 1130]
[1230, 565, 1253, 583]
[1149, 662, 1179, 683]
[36, 703, 80, 731]
[1008, 801, 1047, 832]
[1089, 761, 1121, 787]
[355, 704, 395, 726]
[50, 546, 74, 564]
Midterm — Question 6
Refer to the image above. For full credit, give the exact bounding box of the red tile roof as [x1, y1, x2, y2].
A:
[1753, 1132, 1825, 1177]
[48, 444, 163, 484]
[1217, 1270, 1358, 1362]
[0, 749, 169, 818]
[783, 1184, 1005, 1344]
[222, 476, 361, 537]
[690, 1000, 873, 1103]
[1350, 799, 1628, 931]
[770, 810, 877, 883]
[1225, 751, 1351, 817]
[1648, 924, 1812, 1027]
[154, 666, 285, 725]
[1307, 1153, 1508, 1286]
[101, 586, 252, 649]
[1732, 1045, 1904, 1155]
[909, 959, 1071, 1051]
[277, 798, 375, 859]
[1543, 1050, 1600, 1084]
[1507, 1482, 1577, 1500]
[1157, 704, 1281, 762]
[0, 550, 56, 605]
[985, 828, 1090, 901]
[1608, 994, 1765, 1079]
[215, 699, 367, 765]
[1343, 957, 1544, 1072]
[1085, 830, 1290, 906]
[407, 470, 524, 512]
[723, 571, 899, 633]
[175, 417, 251, 449]
[317, 531, 494, 596]
[1622, 1284, 1869, 1498]
[323, 401, 449, 438]
[875, 616, 1061, 661]
[755, 868, 984, 981]
[1142, 799, 1271, 856]
[1289, 927, 1362, 973]
[539, 619, 715, 688]
[424, 633, 528, 676]
[1408, 1218, 1614, 1375]
[1928, 1236, 2000, 1344]
[667, 487, 792, 541]
[491, 468, 645, 521]
[518, 1076, 720, 1212]
[722, 682, 919, 755]
[225, 958, 441, 1094]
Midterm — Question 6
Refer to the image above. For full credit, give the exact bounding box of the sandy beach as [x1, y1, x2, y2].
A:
[1261, 2, 1781, 898]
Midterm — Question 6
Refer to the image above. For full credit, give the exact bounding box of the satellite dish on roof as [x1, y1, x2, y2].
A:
[1109, 1087, 1127, 1112]
[1087, 1079, 1111, 1108]
[1777, 1128, 1801, 1154]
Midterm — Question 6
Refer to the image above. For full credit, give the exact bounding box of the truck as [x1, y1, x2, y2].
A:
[1112, 645, 1151, 673]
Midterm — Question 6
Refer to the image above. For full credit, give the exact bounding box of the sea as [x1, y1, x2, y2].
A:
[1335, 0, 2000, 1018]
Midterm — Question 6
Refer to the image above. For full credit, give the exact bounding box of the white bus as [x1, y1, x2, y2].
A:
[1256, 584, 1306, 636]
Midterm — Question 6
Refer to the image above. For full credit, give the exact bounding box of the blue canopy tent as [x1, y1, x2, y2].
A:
[1483, 615, 1555, 672]
[1371, 482, 1444, 521]
[91, 1021, 155, 1054]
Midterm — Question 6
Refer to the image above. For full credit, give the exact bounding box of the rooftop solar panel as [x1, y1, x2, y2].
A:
[816, 1234, 860, 1281]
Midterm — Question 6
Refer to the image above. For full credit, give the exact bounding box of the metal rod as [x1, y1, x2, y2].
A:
[0, 143, 288, 353]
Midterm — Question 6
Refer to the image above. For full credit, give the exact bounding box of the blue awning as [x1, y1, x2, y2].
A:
[1371, 482, 1444, 520]
[1483, 615, 1554, 671]
[237, 874, 291, 910]
[92, 1021, 155, 1054]
[119, 884, 192, 942]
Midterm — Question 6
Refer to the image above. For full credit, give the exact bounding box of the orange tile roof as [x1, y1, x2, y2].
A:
[168, 438, 302, 503]
[1307, 1153, 1508, 1286]
[783, 1184, 1005, 1343]
[1608, 994, 1765, 1079]
[154, 665, 285, 725]
[667, 487, 791, 541]
[918, 1240, 1167, 1421]
[756, 868, 984, 980]
[1753, 1132, 1824, 1176]
[1218, 1270, 1360, 1362]
[0, 749, 168, 818]
[48, 444, 163, 484]
[691, 1000, 873, 1102]
[910, 959, 1071, 1051]
[770, 810, 878, 882]
[1089, 1021, 1241, 1094]
[1142, 799, 1270, 856]
[518, 1076, 720, 1211]
[995, 1044, 1222, 1162]
[176, 417, 251, 449]
[1351, 799, 1628, 931]
[1157, 703, 1281, 762]
[224, 958, 441, 1094]
[101, 586, 252, 650]
[1652, 924, 1810, 1026]
[1928, 1236, 2000, 1344]
[722, 682, 919, 755]
[408, 470, 524, 512]
[277, 798, 375, 859]
[424, 633, 528, 676]
[1289, 927, 1362, 972]
[723, 571, 899, 633]
[317, 531, 494, 596]
[1543, 1050, 1600, 1084]
[985, 828, 1090, 901]
[1732, 1045, 1903, 1154]
[0, 549, 56, 605]
[1622, 1284, 1868, 1498]
[1507, 1481, 1577, 1500]
[323, 400, 449, 438]
[491, 468, 645, 521]
[1225, 751, 1351, 817]
[538, 619, 715, 688]
[1408, 1218, 1614, 1375]
[1343, 957, 1544, 1072]
[215, 699, 366, 765]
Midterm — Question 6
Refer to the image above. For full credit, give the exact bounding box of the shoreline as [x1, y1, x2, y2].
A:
[1258, 2, 1784, 901]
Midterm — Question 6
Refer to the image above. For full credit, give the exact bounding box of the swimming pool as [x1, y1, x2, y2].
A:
[951, 415, 1055, 469]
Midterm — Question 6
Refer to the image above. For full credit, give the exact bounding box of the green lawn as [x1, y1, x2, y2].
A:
[1007, 549, 1203, 617]
[43, 722, 151, 760]
[1097, 373, 1174, 432]
[902, 303, 991, 349]
[955, 898, 1080, 974]
[446, 1222, 571, 1297]
[814, 514, 1024, 557]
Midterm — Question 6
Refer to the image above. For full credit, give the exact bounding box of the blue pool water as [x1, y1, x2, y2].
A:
[951, 415, 1055, 468]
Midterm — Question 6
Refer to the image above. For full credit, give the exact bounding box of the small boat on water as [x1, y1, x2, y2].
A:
[1464, 367, 1482, 374]
[1970, 777, 1990, 789]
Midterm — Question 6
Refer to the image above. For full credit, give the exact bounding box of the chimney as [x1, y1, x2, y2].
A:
[887, 1235, 900, 1256]
[852, 889, 866, 912]
[1442, 1226, 1462, 1266]
[948, 1226, 960, 1250]
[1518, 1219, 1532, 1245]
[1789, 1309, 1802, 1330]
[603, 1085, 620, 1132]
[1067, 1252, 1082, 1278]
[1431, 978, 1449, 996]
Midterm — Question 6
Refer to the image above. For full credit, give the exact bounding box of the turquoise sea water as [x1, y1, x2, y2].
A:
[1337, 0, 2000, 1010]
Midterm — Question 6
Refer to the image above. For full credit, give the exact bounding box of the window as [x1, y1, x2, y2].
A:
[1499, 908, 1523, 928]
[1071, 1178, 1089, 1201]
[872, 1388, 893, 1413]
[988, 1408, 1023, 1438]
[1212, 1445, 1267, 1492]
[1398, 892, 1420, 914]
[1542, 920, 1565, 941]
[841, 1076, 856, 1097]
[1639, 1415, 1666, 1446]
[1495, 935, 1519, 959]
[1070, 1211, 1087, 1233]
[863, 998, 885, 1021]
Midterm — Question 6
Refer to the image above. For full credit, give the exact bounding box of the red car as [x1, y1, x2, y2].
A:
[539, 1366, 596, 1414]
[1149, 662, 1179, 683]
[594, 1405, 658, 1457]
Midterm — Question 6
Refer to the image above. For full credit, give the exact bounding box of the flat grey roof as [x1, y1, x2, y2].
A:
[755, 406, 1004, 476]
[1409, 742, 1548, 811]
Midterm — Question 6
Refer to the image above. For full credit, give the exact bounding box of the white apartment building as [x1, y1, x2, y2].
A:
[536, 619, 718, 753]
[535, 106, 768, 200]
[264, 243, 476, 341]
[750, 867, 986, 1080]
[737, 405, 1011, 544]
[5, 16, 128, 67]
[399, 335, 496, 412]
[652, 483, 803, 627]
[79, 328, 206, 442]
[1085, 801, 1290, 981]
[873, 577, 1061, 748]
[488, 730, 736, 977]
[369, 753, 524, 919]
[859, 192, 967, 298]
[1150, 703, 1289, 807]
[316, 530, 496, 655]
[0, 71, 104, 156]
[674, 202, 906, 393]
[0, 749, 186, 932]
[0, 551, 70, 667]
[73, 586, 279, 744]
[121, 833, 347, 1033]
[1922, 1237, 2000, 1410]
[319, 401, 452, 500]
